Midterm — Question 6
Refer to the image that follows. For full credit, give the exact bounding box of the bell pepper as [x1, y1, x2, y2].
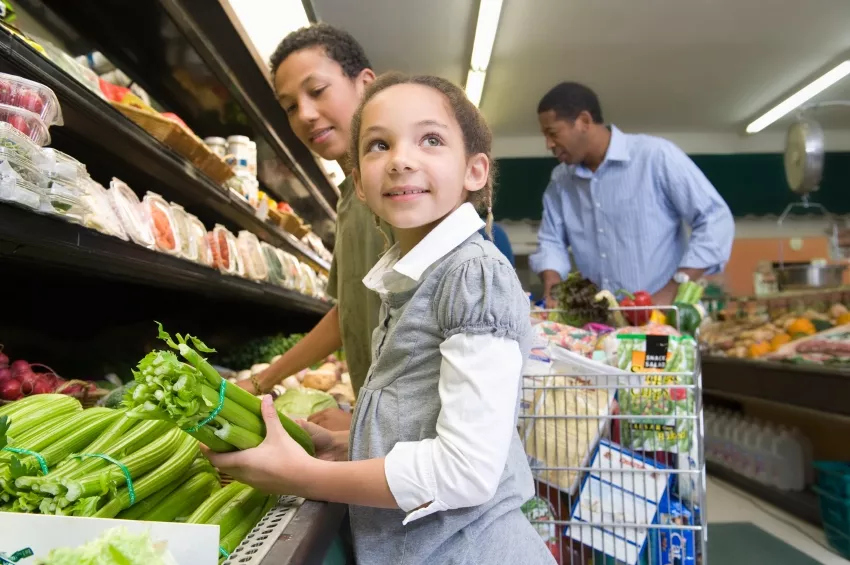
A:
[619, 290, 653, 326]
[668, 303, 705, 335]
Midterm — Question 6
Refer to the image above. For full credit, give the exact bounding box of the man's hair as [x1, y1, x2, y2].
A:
[537, 82, 604, 124]
[269, 23, 372, 80]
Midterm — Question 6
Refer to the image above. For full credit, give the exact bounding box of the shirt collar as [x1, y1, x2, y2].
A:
[605, 125, 630, 162]
[363, 202, 485, 292]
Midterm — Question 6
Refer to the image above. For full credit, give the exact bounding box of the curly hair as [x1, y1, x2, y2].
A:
[269, 23, 372, 80]
[538, 82, 604, 124]
[349, 72, 496, 235]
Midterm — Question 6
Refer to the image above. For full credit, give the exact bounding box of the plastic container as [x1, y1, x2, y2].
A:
[277, 249, 305, 292]
[80, 178, 127, 240]
[39, 148, 86, 185]
[208, 224, 241, 275]
[225, 135, 252, 171]
[142, 192, 182, 256]
[185, 213, 212, 267]
[0, 73, 63, 127]
[814, 462, 850, 559]
[298, 262, 319, 297]
[168, 202, 194, 261]
[108, 178, 155, 248]
[0, 121, 41, 161]
[0, 147, 47, 187]
[261, 242, 285, 285]
[236, 230, 269, 281]
[39, 191, 88, 224]
[0, 103, 51, 145]
[204, 136, 227, 159]
[0, 173, 40, 210]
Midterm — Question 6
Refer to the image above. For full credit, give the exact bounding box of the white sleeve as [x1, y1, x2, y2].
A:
[384, 333, 523, 524]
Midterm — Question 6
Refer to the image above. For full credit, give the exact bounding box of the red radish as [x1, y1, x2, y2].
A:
[19, 373, 37, 395]
[0, 379, 22, 400]
[0, 368, 10, 381]
[10, 360, 29, 378]
[32, 379, 53, 395]
[0, 344, 8, 369]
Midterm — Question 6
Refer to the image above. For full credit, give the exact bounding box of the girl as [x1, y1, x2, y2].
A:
[204, 73, 555, 565]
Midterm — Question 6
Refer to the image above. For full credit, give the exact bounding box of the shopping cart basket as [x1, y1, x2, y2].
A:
[521, 305, 707, 565]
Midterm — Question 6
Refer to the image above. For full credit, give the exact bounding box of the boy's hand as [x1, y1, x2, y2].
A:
[308, 407, 352, 431]
[201, 396, 315, 495]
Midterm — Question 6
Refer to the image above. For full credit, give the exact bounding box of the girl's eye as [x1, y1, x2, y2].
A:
[421, 134, 443, 147]
[366, 140, 388, 152]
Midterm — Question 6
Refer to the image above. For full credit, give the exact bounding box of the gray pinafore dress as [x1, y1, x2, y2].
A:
[349, 234, 556, 565]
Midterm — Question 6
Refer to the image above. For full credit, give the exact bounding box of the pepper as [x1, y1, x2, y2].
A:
[668, 303, 704, 335]
[619, 290, 653, 326]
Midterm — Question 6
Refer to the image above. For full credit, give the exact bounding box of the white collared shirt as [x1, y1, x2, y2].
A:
[363, 203, 524, 524]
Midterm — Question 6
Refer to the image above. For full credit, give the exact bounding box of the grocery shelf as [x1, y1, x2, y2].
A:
[0, 203, 331, 316]
[707, 462, 821, 526]
[0, 26, 329, 273]
[253, 501, 348, 565]
[703, 357, 850, 416]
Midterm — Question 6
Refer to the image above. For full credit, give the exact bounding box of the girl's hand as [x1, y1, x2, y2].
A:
[201, 396, 315, 495]
[297, 419, 349, 461]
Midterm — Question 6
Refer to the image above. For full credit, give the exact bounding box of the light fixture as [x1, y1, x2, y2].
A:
[746, 60, 850, 134]
[465, 0, 504, 107]
[228, 0, 311, 64]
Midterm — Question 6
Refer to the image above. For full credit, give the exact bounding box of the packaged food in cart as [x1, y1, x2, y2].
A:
[108, 178, 155, 248]
[236, 230, 269, 281]
[261, 242, 286, 285]
[168, 202, 195, 261]
[142, 192, 182, 256]
[80, 177, 127, 240]
[0, 73, 63, 126]
[0, 103, 51, 145]
[185, 213, 213, 267]
[207, 224, 242, 275]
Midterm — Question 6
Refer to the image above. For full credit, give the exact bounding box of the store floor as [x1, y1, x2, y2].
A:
[707, 476, 849, 564]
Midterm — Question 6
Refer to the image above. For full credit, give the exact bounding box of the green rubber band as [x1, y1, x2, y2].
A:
[186, 380, 227, 433]
[73, 452, 136, 506]
[2, 447, 48, 475]
[0, 547, 34, 563]
[219, 546, 230, 559]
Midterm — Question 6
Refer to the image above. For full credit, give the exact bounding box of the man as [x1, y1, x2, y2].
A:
[530, 82, 734, 307]
[237, 24, 389, 431]
[480, 223, 515, 266]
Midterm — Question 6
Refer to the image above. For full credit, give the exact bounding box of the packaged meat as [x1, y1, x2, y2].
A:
[276, 249, 306, 292]
[142, 192, 182, 256]
[0, 147, 46, 187]
[108, 178, 155, 248]
[80, 177, 127, 240]
[0, 160, 40, 210]
[0, 103, 51, 145]
[0, 121, 41, 161]
[168, 202, 194, 261]
[39, 148, 86, 185]
[208, 224, 241, 275]
[0, 73, 63, 127]
[236, 230, 269, 281]
[261, 242, 286, 285]
[185, 213, 212, 267]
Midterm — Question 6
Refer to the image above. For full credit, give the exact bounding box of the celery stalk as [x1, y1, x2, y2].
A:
[211, 418, 263, 450]
[116, 457, 218, 520]
[140, 471, 220, 522]
[187, 481, 250, 524]
[219, 495, 276, 555]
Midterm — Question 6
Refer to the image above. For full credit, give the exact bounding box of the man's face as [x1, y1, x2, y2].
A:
[538, 110, 589, 165]
[274, 47, 374, 162]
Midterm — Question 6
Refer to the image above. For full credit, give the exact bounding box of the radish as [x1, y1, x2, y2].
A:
[32, 378, 53, 395]
[19, 373, 37, 395]
[0, 379, 22, 400]
[10, 360, 29, 379]
[0, 368, 10, 381]
[0, 344, 8, 369]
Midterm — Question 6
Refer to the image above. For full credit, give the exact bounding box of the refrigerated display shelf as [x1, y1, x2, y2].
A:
[0, 203, 330, 315]
[223, 496, 303, 565]
[0, 26, 330, 273]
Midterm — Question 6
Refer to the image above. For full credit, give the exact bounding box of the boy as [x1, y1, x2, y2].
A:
[238, 24, 388, 431]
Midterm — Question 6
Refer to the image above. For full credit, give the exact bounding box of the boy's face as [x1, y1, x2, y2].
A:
[274, 47, 374, 162]
[354, 83, 488, 232]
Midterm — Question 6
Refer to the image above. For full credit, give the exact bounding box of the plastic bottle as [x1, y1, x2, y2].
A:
[771, 426, 805, 491]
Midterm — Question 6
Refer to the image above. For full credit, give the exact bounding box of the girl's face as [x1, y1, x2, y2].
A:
[354, 84, 488, 237]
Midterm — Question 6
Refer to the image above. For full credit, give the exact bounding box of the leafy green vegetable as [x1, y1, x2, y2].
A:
[550, 272, 610, 327]
[274, 388, 338, 419]
[215, 333, 305, 369]
[35, 526, 178, 565]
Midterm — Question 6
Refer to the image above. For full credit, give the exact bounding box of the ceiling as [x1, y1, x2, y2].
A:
[312, 0, 850, 137]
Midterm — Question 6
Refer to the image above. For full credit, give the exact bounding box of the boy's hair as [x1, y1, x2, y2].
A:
[269, 23, 372, 80]
[349, 72, 496, 234]
[537, 82, 604, 124]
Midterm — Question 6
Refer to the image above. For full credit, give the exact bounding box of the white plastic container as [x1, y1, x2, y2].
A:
[108, 178, 155, 248]
[771, 427, 805, 492]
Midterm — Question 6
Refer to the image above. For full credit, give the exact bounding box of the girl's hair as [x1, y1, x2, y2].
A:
[349, 72, 496, 235]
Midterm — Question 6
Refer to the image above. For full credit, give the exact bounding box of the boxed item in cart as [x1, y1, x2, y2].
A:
[0, 72, 63, 127]
[565, 440, 672, 565]
[522, 329, 631, 495]
[0, 513, 219, 564]
[648, 499, 697, 565]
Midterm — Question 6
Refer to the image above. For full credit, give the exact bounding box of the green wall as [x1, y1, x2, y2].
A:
[493, 152, 850, 221]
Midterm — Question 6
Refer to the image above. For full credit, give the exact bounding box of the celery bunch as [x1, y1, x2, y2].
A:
[123, 323, 314, 455]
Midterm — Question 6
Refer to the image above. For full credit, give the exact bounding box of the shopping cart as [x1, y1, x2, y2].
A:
[521, 306, 707, 565]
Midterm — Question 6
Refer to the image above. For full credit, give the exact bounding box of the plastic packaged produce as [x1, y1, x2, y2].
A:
[39, 148, 86, 185]
[261, 242, 285, 285]
[0, 121, 41, 161]
[80, 177, 127, 240]
[108, 178, 155, 248]
[185, 213, 212, 267]
[0, 161, 40, 210]
[208, 224, 242, 275]
[38, 40, 105, 100]
[142, 192, 182, 255]
[237, 230, 269, 281]
[168, 202, 194, 260]
[0, 73, 63, 126]
[276, 249, 305, 292]
[38, 189, 89, 223]
[0, 103, 51, 145]
[298, 262, 319, 297]
[0, 146, 46, 186]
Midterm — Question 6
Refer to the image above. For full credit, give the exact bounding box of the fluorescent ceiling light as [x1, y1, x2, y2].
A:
[465, 69, 486, 108]
[746, 60, 850, 134]
[228, 0, 311, 64]
[470, 0, 504, 72]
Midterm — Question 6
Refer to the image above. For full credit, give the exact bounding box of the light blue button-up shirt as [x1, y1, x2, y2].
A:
[529, 126, 734, 295]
